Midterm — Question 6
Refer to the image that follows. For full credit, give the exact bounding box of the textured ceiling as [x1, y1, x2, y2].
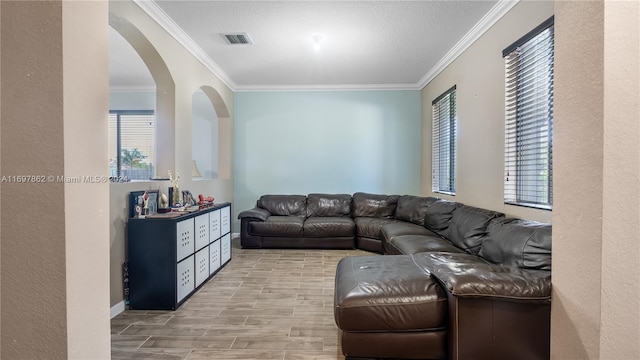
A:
[110, 0, 506, 91]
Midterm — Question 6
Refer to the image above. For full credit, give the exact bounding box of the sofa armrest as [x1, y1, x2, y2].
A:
[238, 207, 271, 221]
[412, 252, 551, 302]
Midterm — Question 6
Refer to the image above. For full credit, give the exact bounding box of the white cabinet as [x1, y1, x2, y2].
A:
[195, 247, 209, 287]
[209, 240, 221, 275]
[210, 209, 221, 240]
[176, 255, 195, 303]
[176, 218, 195, 261]
[195, 213, 209, 251]
[221, 233, 231, 264]
[221, 206, 231, 235]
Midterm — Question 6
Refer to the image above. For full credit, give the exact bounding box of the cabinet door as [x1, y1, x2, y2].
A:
[221, 233, 231, 264]
[194, 214, 209, 252]
[221, 206, 231, 235]
[209, 240, 221, 275]
[209, 209, 221, 241]
[176, 255, 195, 303]
[195, 247, 209, 288]
[176, 218, 195, 262]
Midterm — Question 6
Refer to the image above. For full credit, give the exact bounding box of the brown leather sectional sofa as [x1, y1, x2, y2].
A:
[238, 192, 552, 360]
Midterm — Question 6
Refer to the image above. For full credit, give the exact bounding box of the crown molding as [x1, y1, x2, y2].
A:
[134, 0, 517, 93]
[417, 0, 520, 89]
[133, 0, 237, 91]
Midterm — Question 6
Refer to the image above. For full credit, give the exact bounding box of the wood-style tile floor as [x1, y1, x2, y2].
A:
[111, 236, 372, 360]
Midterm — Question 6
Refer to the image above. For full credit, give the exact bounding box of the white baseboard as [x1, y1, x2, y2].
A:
[111, 300, 125, 318]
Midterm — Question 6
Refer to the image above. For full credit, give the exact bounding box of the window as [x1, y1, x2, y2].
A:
[503, 17, 554, 210]
[432, 86, 457, 195]
[109, 110, 155, 181]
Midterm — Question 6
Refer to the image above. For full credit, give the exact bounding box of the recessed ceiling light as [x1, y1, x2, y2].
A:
[311, 35, 323, 51]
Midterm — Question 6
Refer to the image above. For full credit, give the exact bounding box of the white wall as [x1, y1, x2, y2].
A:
[421, 0, 554, 223]
[110, 91, 155, 110]
[233, 90, 422, 227]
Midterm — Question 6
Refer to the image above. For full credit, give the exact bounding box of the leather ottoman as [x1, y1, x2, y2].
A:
[334, 255, 448, 359]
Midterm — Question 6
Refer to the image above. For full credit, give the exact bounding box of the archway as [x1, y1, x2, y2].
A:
[109, 12, 176, 177]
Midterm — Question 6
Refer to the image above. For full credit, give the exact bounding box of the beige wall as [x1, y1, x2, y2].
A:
[600, 2, 639, 357]
[1, 1, 110, 359]
[423, 0, 640, 358]
[552, 0, 640, 359]
[421, 1, 554, 222]
[108, 0, 234, 308]
[63, 1, 111, 357]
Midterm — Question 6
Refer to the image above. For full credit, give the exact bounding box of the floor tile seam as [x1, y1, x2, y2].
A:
[116, 324, 133, 336]
[182, 348, 194, 360]
[137, 335, 152, 350]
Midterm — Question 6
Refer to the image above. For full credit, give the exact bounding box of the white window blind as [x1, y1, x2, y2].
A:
[503, 17, 554, 209]
[109, 110, 155, 180]
[432, 86, 456, 195]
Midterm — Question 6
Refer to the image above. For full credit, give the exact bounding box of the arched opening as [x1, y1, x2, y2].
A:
[194, 85, 232, 180]
[109, 12, 176, 177]
[108, 26, 156, 180]
[192, 88, 219, 179]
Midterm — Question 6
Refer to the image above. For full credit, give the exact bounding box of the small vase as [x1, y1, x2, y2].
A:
[172, 186, 180, 205]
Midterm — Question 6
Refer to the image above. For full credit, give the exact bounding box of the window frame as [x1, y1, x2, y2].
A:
[431, 85, 457, 196]
[503, 16, 554, 210]
[109, 109, 155, 181]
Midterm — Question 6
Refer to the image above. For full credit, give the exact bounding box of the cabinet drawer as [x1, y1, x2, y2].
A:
[176, 218, 195, 262]
[176, 255, 195, 303]
[195, 247, 209, 288]
[221, 233, 231, 264]
[221, 206, 231, 235]
[209, 240, 221, 275]
[210, 209, 221, 241]
[195, 214, 209, 251]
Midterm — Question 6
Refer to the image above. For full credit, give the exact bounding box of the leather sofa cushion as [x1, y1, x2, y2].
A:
[424, 199, 461, 235]
[445, 205, 504, 255]
[412, 252, 551, 301]
[237, 207, 271, 221]
[335, 255, 447, 331]
[248, 216, 304, 237]
[381, 222, 434, 238]
[479, 218, 552, 271]
[304, 217, 355, 238]
[395, 195, 439, 226]
[386, 234, 466, 255]
[257, 195, 307, 216]
[306, 193, 352, 217]
[352, 192, 399, 218]
[354, 217, 402, 239]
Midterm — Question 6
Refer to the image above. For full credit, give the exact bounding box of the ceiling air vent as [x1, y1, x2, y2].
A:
[222, 33, 253, 45]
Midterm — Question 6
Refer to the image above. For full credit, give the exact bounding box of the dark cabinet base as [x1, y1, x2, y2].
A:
[127, 203, 232, 310]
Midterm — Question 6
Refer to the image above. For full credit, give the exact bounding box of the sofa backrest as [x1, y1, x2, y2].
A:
[444, 205, 505, 255]
[352, 192, 399, 219]
[395, 195, 440, 226]
[479, 218, 552, 271]
[306, 193, 352, 217]
[257, 195, 307, 216]
[423, 199, 461, 236]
